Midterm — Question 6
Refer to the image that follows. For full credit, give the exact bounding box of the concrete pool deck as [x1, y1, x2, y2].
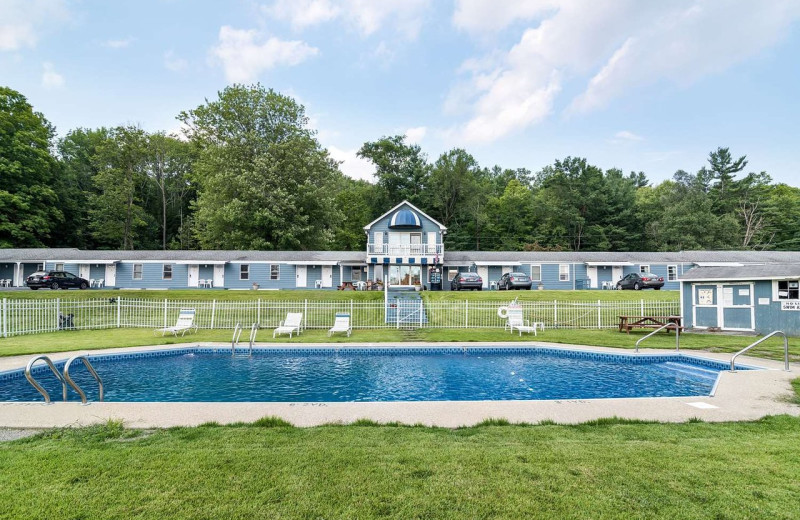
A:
[0, 342, 798, 428]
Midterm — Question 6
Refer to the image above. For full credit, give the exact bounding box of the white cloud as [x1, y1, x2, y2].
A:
[404, 126, 427, 144]
[103, 38, 134, 49]
[262, 0, 430, 39]
[614, 130, 643, 142]
[264, 0, 340, 30]
[328, 145, 375, 181]
[0, 0, 69, 51]
[450, 0, 800, 143]
[164, 50, 188, 72]
[210, 26, 319, 83]
[41, 61, 64, 89]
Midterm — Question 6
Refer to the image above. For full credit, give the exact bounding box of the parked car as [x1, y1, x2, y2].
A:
[498, 272, 532, 290]
[451, 272, 483, 291]
[26, 271, 90, 290]
[616, 272, 664, 290]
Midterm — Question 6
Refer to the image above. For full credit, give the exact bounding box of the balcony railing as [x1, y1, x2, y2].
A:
[367, 243, 443, 256]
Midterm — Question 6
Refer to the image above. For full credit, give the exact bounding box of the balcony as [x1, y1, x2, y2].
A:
[367, 243, 443, 257]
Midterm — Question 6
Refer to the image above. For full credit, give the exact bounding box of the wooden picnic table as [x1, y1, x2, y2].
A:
[618, 315, 683, 334]
[338, 281, 355, 290]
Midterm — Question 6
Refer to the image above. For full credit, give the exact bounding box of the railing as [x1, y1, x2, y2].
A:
[63, 355, 104, 404]
[0, 297, 680, 337]
[730, 331, 789, 372]
[634, 323, 681, 353]
[367, 243, 442, 256]
[24, 355, 67, 403]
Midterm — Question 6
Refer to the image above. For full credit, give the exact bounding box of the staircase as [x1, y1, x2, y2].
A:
[385, 288, 428, 327]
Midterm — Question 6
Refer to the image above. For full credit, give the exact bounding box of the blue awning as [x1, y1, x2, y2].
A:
[389, 209, 422, 228]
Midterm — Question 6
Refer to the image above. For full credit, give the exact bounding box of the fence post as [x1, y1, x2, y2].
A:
[640, 299, 645, 316]
[55, 298, 60, 331]
[2, 298, 6, 338]
[465, 300, 468, 328]
[211, 299, 217, 329]
[117, 297, 121, 328]
[598, 300, 602, 329]
[164, 299, 168, 328]
[304, 299, 308, 330]
[554, 299, 558, 328]
[350, 299, 354, 328]
[257, 298, 261, 326]
[419, 299, 423, 328]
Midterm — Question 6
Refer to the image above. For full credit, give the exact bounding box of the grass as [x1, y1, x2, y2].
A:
[2, 415, 800, 518]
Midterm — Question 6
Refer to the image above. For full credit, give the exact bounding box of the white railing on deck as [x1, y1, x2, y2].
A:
[0, 297, 679, 338]
[367, 243, 442, 256]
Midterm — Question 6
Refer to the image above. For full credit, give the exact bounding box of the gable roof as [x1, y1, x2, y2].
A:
[363, 200, 447, 231]
[679, 264, 800, 281]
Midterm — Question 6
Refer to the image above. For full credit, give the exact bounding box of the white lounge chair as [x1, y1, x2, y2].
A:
[274, 312, 303, 338]
[503, 306, 537, 336]
[154, 308, 198, 336]
[328, 313, 352, 337]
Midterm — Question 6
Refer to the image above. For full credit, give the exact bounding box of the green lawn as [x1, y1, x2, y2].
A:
[2, 416, 800, 519]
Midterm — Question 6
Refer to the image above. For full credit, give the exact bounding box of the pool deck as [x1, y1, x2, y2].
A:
[0, 342, 797, 428]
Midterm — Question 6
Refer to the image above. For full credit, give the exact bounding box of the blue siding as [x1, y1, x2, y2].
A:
[367, 203, 443, 246]
[116, 263, 189, 289]
[752, 280, 800, 336]
[0, 264, 14, 281]
[89, 264, 106, 279]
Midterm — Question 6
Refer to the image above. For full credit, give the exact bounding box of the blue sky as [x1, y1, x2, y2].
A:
[2, 0, 800, 186]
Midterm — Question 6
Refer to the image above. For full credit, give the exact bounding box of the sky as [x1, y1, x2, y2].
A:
[2, 0, 800, 186]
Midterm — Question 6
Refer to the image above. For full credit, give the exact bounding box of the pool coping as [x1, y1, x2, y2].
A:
[0, 342, 797, 428]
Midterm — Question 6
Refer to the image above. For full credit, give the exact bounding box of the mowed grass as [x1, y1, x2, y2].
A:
[2, 416, 800, 519]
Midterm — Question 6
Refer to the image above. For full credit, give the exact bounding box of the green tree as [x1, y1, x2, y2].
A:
[0, 87, 62, 247]
[357, 135, 429, 210]
[484, 179, 536, 250]
[179, 84, 341, 250]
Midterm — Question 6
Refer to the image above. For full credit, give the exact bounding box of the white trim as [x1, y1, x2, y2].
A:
[528, 264, 542, 282]
[239, 264, 250, 281]
[289, 261, 339, 266]
[174, 260, 227, 265]
[162, 264, 173, 280]
[584, 261, 634, 266]
[363, 200, 447, 231]
[558, 264, 570, 282]
[270, 264, 280, 281]
[132, 263, 143, 280]
[683, 275, 800, 282]
[639, 264, 650, 274]
[694, 262, 746, 267]
[667, 265, 678, 281]
[472, 261, 522, 266]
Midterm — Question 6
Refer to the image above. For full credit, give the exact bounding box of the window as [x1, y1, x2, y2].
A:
[640, 265, 650, 274]
[133, 264, 143, 280]
[351, 266, 362, 281]
[777, 280, 800, 300]
[559, 264, 570, 282]
[270, 265, 280, 280]
[162, 264, 173, 280]
[239, 264, 249, 280]
[36, 263, 44, 271]
[529, 265, 542, 282]
[55, 263, 64, 271]
[448, 268, 459, 282]
[667, 265, 678, 281]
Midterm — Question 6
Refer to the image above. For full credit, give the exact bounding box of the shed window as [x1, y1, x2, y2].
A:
[667, 265, 678, 281]
[162, 264, 172, 280]
[239, 265, 249, 281]
[270, 265, 280, 280]
[640, 265, 650, 274]
[133, 264, 143, 280]
[559, 264, 570, 282]
[777, 280, 799, 300]
[529, 265, 542, 281]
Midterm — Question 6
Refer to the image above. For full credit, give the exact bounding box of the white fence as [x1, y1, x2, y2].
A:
[0, 297, 680, 338]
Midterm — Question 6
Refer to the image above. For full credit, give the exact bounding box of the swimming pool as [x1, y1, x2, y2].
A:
[1, 347, 750, 403]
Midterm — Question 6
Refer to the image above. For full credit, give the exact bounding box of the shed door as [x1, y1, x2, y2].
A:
[693, 285, 718, 328]
[213, 264, 225, 288]
[187, 265, 199, 287]
[295, 265, 307, 287]
[720, 284, 754, 331]
[104, 264, 116, 287]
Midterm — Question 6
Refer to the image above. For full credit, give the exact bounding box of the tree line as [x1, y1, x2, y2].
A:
[1, 84, 798, 252]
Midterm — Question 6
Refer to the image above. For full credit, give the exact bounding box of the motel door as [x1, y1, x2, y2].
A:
[213, 265, 225, 288]
[295, 266, 307, 287]
[104, 264, 116, 287]
[79, 264, 90, 279]
[477, 266, 489, 289]
[187, 265, 199, 287]
[321, 266, 333, 288]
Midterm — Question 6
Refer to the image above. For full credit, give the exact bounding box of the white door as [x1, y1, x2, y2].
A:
[587, 266, 598, 288]
[374, 231, 384, 255]
[295, 265, 307, 287]
[427, 232, 437, 255]
[478, 266, 489, 288]
[321, 266, 333, 288]
[104, 264, 116, 287]
[188, 265, 199, 287]
[612, 266, 623, 284]
[213, 264, 225, 288]
[374, 264, 384, 282]
[79, 264, 90, 279]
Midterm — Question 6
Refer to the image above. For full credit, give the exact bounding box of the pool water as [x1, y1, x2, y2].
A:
[0, 347, 735, 403]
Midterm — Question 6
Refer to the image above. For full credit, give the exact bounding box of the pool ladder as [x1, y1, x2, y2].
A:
[25, 355, 104, 404]
[232, 322, 259, 357]
[730, 330, 789, 372]
[634, 323, 681, 353]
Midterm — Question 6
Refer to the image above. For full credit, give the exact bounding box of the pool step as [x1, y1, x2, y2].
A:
[661, 362, 719, 381]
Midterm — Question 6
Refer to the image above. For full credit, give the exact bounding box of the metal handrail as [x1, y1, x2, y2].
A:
[730, 331, 789, 372]
[248, 323, 259, 356]
[231, 322, 242, 355]
[24, 355, 67, 403]
[64, 355, 104, 404]
[634, 323, 681, 353]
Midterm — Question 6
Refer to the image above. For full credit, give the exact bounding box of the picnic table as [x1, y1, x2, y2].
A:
[338, 281, 355, 290]
[618, 315, 683, 334]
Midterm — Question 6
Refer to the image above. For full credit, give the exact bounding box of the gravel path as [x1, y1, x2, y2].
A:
[0, 428, 42, 441]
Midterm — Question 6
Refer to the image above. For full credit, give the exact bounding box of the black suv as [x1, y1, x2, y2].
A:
[26, 271, 90, 290]
[450, 272, 483, 291]
[616, 272, 664, 290]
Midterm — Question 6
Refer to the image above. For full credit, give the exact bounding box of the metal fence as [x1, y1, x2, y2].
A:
[0, 297, 680, 338]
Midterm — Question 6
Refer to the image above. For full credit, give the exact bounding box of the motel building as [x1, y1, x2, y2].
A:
[2, 201, 800, 298]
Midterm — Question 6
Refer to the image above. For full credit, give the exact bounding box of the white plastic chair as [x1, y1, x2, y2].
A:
[315, 279, 323, 288]
[503, 306, 537, 336]
[89, 278, 96, 287]
[97, 279, 104, 288]
[328, 313, 352, 337]
[274, 312, 303, 338]
[154, 309, 198, 336]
